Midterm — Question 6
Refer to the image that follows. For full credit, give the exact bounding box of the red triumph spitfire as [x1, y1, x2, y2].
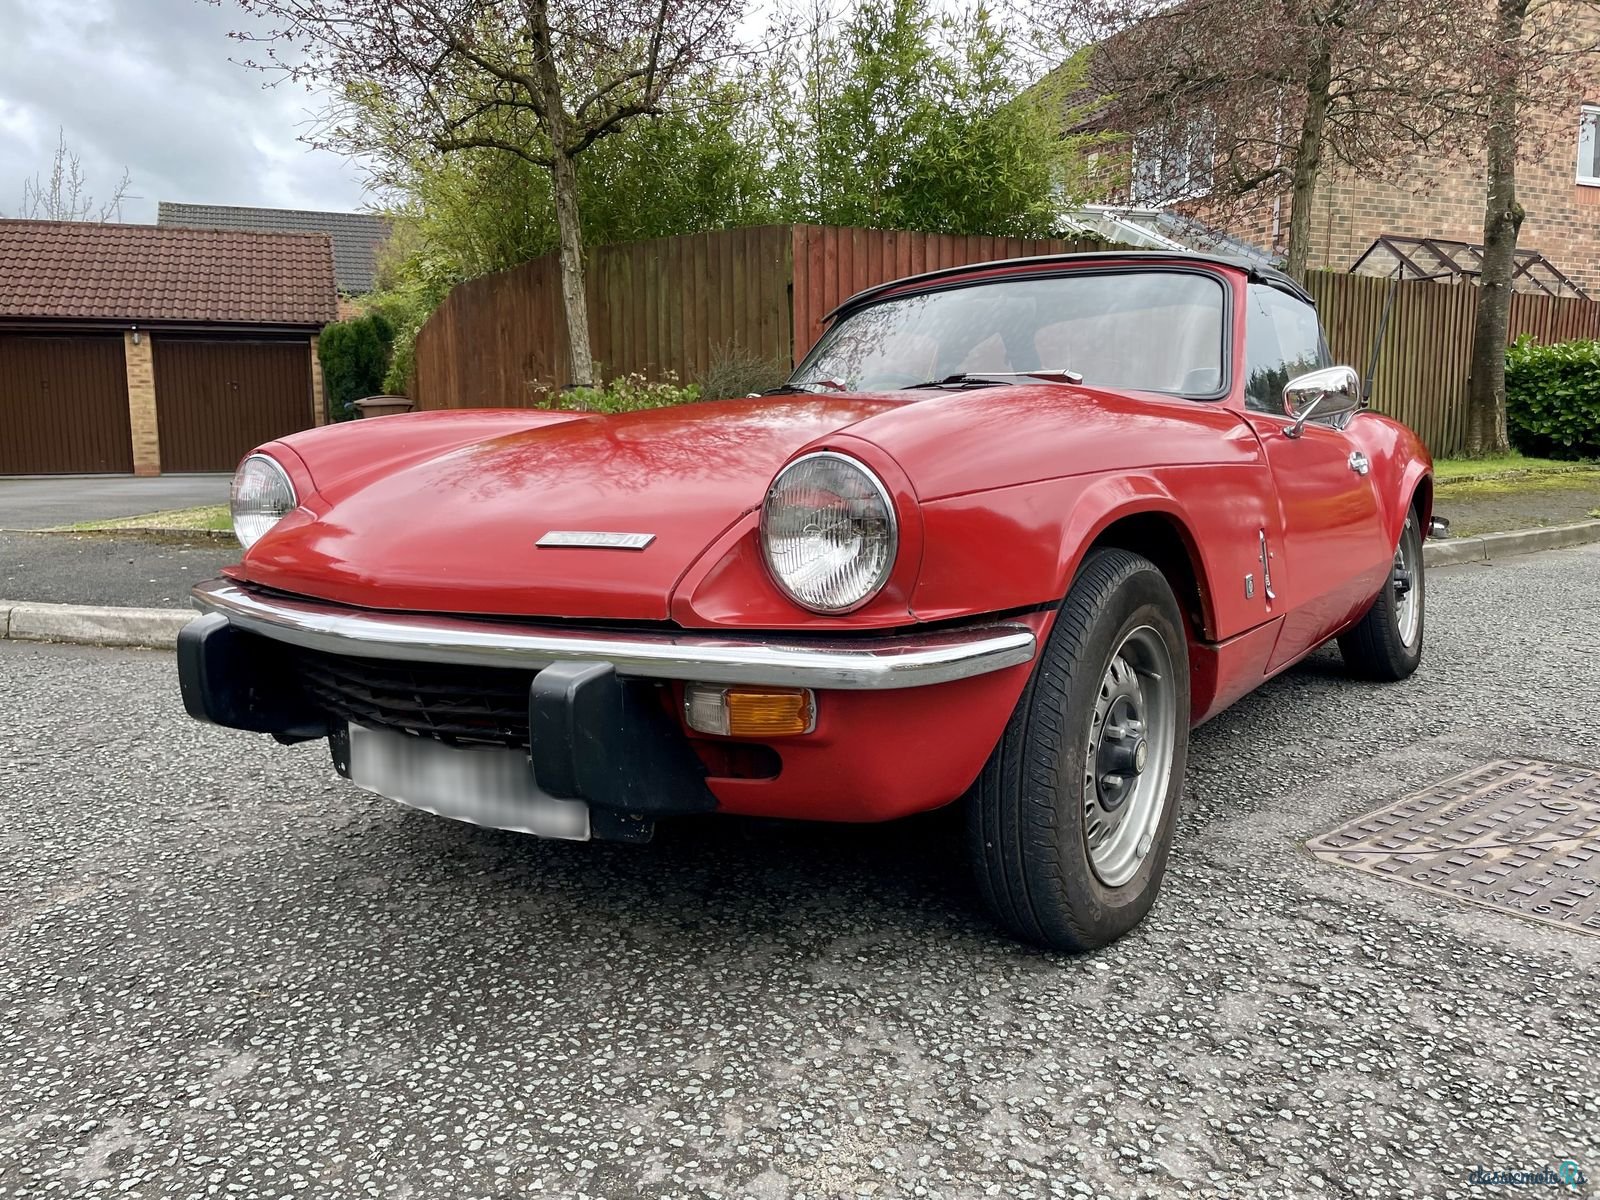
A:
[180, 252, 1436, 951]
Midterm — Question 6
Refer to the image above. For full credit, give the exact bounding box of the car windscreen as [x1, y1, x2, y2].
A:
[794, 270, 1227, 395]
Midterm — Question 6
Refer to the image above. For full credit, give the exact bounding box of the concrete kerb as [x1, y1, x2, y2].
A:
[1423, 519, 1600, 567]
[1, 601, 196, 650]
[1, 521, 1597, 651]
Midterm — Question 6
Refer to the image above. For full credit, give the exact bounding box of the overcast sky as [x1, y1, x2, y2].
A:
[0, 0, 371, 223]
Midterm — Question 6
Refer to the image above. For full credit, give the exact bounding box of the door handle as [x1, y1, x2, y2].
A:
[1348, 451, 1370, 476]
[1257, 529, 1276, 602]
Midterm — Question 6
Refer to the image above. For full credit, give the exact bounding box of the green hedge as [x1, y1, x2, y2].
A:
[1505, 335, 1600, 459]
[318, 313, 395, 422]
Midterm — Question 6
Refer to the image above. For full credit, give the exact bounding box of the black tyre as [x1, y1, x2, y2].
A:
[967, 548, 1189, 952]
[1338, 506, 1424, 682]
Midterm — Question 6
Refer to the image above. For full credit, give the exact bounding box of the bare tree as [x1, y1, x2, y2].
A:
[1045, 0, 1472, 276]
[226, 0, 745, 386]
[14, 129, 132, 222]
[1465, 0, 1531, 457]
[1463, 0, 1599, 456]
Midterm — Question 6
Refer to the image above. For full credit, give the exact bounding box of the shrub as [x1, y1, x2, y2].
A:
[1505, 335, 1600, 459]
[318, 313, 396, 421]
[539, 372, 701, 414]
[695, 342, 792, 399]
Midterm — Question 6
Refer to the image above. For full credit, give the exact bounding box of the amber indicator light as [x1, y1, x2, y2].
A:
[684, 685, 816, 737]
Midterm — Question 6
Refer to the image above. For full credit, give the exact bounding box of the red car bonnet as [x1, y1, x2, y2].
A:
[238, 395, 905, 621]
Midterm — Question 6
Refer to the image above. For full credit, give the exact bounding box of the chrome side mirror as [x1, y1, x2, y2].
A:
[1282, 366, 1361, 438]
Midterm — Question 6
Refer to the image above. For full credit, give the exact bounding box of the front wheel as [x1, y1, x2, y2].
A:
[967, 548, 1189, 952]
[1338, 507, 1425, 682]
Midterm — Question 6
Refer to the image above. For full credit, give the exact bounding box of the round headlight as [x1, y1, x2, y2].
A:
[761, 451, 898, 614]
[231, 453, 298, 549]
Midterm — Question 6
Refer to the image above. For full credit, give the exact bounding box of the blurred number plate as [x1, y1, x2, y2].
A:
[347, 723, 590, 840]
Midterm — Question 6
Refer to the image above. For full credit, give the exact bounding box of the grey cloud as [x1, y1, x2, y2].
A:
[0, 0, 369, 222]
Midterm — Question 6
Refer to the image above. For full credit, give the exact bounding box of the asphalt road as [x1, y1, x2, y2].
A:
[0, 532, 239, 608]
[0, 475, 230, 531]
[3, 547, 1599, 1199]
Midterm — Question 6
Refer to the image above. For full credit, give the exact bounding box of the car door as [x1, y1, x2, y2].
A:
[1239, 283, 1391, 670]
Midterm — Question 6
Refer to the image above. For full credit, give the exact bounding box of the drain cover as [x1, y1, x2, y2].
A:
[1308, 759, 1600, 936]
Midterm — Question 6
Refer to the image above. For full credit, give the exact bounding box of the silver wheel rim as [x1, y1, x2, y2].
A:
[1393, 515, 1422, 648]
[1083, 625, 1177, 888]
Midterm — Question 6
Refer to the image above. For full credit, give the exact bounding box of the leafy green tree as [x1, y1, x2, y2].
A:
[772, 0, 1076, 236]
[890, 7, 1071, 235]
[578, 78, 785, 244]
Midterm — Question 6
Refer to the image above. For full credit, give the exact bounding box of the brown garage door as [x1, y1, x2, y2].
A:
[0, 334, 133, 474]
[154, 337, 313, 473]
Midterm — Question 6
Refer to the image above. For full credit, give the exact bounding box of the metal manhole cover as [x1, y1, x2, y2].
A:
[1307, 759, 1600, 936]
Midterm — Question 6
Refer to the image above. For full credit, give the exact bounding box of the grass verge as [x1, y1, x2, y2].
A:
[61, 504, 232, 533]
[1433, 453, 1597, 484]
[50, 505, 236, 542]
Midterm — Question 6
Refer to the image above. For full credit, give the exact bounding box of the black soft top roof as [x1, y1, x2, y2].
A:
[826, 250, 1311, 323]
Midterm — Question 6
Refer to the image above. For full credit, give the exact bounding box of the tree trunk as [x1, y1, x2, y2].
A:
[1465, 0, 1528, 457]
[528, 0, 596, 388]
[1284, 43, 1332, 278]
[548, 148, 596, 388]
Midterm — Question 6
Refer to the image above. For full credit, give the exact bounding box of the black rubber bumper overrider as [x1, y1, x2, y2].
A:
[529, 661, 718, 838]
[177, 613, 330, 743]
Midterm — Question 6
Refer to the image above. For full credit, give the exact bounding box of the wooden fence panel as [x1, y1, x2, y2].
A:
[787, 225, 1109, 360]
[413, 225, 793, 409]
[412, 223, 1110, 408]
[412, 228, 1600, 454]
[1303, 273, 1600, 457]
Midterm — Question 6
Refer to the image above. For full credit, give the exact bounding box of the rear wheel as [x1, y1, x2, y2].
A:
[967, 548, 1189, 952]
[1338, 506, 1424, 682]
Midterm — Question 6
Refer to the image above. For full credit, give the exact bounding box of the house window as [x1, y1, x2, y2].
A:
[1580, 106, 1600, 186]
[1131, 114, 1216, 205]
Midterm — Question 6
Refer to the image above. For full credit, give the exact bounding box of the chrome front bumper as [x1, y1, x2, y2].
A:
[190, 580, 1037, 690]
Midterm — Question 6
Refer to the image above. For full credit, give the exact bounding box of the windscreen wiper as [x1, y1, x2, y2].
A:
[762, 377, 849, 395]
[902, 368, 1084, 389]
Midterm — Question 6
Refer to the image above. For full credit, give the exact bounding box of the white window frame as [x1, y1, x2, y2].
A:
[1578, 105, 1600, 186]
[1130, 114, 1216, 206]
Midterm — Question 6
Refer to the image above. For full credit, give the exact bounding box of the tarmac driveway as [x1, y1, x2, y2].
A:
[0, 474, 230, 530]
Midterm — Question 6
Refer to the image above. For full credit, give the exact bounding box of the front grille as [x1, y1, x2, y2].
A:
[292, 648, 536, 746]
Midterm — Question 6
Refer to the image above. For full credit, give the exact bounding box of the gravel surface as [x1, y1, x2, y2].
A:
[0, 475, 230, 530]
[2, 546, 1598, 1199]
[0, 532, 237, 608]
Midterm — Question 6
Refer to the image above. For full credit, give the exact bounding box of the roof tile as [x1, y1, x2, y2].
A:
[157, 202, 390, 293]
[0, 219, 337, 327]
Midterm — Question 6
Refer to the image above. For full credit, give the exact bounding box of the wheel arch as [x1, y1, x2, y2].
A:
[1076, 509, 1218, 643]
[1409, 469, 1434, 530]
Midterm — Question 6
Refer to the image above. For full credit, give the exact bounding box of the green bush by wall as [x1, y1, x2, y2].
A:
[318, 313, 395, 422]
[1505, 336, 1600, 460]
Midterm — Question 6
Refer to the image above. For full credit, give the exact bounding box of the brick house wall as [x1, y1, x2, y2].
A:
[1218, 7, 1600, 291]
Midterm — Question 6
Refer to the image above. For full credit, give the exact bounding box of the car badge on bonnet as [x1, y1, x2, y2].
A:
[537, 531, 656, 550]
